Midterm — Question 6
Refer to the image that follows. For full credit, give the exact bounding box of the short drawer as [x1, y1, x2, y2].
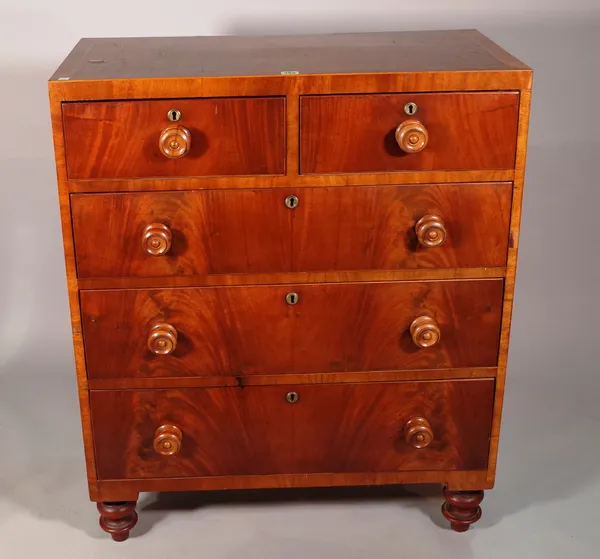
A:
[80, 280, 503, 379]
[71, 183, 512, 279]
[300, 92, 519, 174]
[90, 379, 495, 479]
[62, 97, 286, 179]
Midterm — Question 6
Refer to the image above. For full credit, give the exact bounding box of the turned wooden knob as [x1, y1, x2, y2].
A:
[159, 125, 191, 158]
[147, 323, 178, 355]
[154, 424, 183, 456]
[415, 215, 446, 248]
[142, 223, 172, 255]
[395, 119, 429, 153]
[404, 417, 434, 448]
[410, 316, 441, 348]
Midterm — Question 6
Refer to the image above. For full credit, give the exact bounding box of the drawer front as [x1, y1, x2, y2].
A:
[63, 97, 286, 179]
[80, 280, 503, 379]
[71, 189, 293, 278]
[300, 92, 519, 174]
[90, 379, 495, 479]
[71, 183, 511, 279]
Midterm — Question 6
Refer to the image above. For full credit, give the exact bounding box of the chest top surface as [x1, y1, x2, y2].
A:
[50, 29, 529, 82]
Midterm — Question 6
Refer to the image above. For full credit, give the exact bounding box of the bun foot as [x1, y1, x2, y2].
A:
[97, 501, 138, 541]
[441, 488, 484, 532]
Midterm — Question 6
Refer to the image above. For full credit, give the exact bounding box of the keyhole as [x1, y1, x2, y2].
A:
[286, 292, 299, 305]
[404, 102, 418, 116]
[285, 195, 299, 209]
[167, 109, 181, 122]
[286, 391, 299, 403]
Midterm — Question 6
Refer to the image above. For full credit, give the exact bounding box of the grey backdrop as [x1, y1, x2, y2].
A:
[1, 1, 599, 557]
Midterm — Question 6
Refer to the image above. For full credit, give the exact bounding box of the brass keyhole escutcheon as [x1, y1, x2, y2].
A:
[404, 102, 418, 116]
[285, 195, 299, 209]
[167, 109, 182, 122]
[286, 391, 299, 403]
[286, 292, 299, 305]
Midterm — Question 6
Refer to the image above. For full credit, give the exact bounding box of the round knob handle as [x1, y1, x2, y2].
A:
[395, 119, 429, 153]
[142, 223, 172, 256]
[410, 316, 440, 348]
[159, 125, 191, 159]
[147, 323, 178, 355]
[154, 424, 183, 456]
[415, 215, 446, 248]
[404, 417, 433, 449]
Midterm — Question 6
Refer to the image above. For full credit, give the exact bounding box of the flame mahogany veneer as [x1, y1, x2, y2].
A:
[49, 30, 532, 541]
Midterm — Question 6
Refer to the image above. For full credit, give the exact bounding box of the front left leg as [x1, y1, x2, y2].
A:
[97, 501, 138, 541]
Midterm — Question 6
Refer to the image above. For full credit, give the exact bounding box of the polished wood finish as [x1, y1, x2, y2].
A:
[415, 215, 446, 248]
[395, 120, 429, 154]
[49, 31, 531, 537]
[158, 125, 192, 159]
[300, 93, 519, 174]
[79, 280, 503, 379]
[77, 267, 507, 291]
[71, 183, 512, 279]
[62, 97, 286, 179]
[410, 316, 441, 348]
[87, 367, 498, 390]
[90, 379, 494, 479]
[441, 488, 484, 532]
[142, 223, 172, 256]
[153, 424, 183, 456]
[404, 417, 434, 449]
[51, 31, 529, 82]
[147, 323, 178, 355]
[97, 501, 138, 542]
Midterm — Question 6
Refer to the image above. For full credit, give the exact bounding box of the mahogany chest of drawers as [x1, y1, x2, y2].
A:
[49, 30, 532, 541]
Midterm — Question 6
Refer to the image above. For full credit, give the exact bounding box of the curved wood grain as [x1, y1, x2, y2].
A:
[63, 97, 285, 179]
[90, 379, 495, 479]
[79, 280, 503, 379]
[71, 183, 512, 279]
[300, 92, 519, 174]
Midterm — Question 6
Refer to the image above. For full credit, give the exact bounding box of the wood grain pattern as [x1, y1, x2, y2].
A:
[48, 31, 533, 514]
[87, 367, 497, 390]
[95, 470, 492, 502]
[49, 86, 99, 500]
[90, 379, 495, 480]
[486, 89, 532, 486]
[66, 170, 515, 193]
[77, 267, 507, 291]
[300, 93, 519, 174]
[71, 183, 511, 279]
[79, 280, 503, 379]
[51, 31, 529, 82]
[71, 189, 293, 278]
[62, 97, 285, 179]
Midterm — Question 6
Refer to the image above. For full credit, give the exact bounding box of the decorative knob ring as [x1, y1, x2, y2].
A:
[395, 119, 429, 153]
[142, 223, 172, 255]
[147, 323, 178, 355]
[415, 215, 446, 248]
[154, 424, 183, 456]
[159, 125, 191, 159]
[404, 417, 434, 449]
[410, 316, 441, 348]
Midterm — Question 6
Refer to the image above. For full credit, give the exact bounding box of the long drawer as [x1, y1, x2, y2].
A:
[90, 379, 495, 479]
[71, 183, 512, 279]
[80, 280, 504, 379]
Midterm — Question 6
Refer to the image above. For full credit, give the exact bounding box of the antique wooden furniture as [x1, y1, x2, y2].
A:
[49, 30, 532, 541]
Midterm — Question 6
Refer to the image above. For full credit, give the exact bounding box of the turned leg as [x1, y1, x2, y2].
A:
[97, 501, 138, 541]
[441, 488, 484, 532]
